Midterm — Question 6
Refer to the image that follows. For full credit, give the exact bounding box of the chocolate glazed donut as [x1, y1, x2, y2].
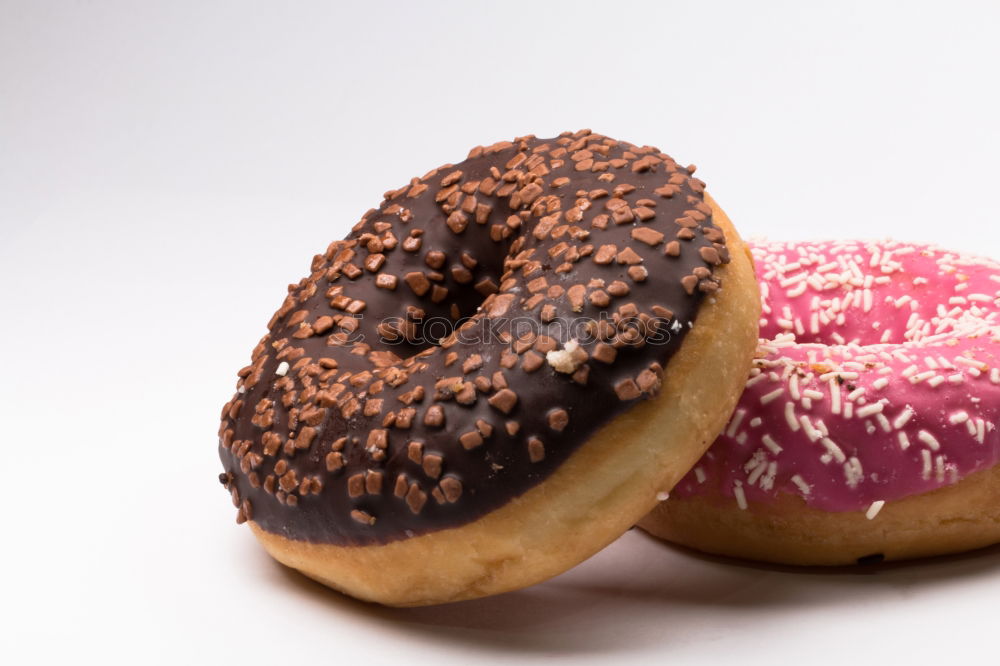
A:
[219, 130, 760, 605]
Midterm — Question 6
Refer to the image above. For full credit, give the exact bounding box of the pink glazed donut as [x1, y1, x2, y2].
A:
[639, 239, 1000, 565]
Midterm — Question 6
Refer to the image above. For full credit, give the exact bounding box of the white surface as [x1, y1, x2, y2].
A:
[2, 1, 999, 664]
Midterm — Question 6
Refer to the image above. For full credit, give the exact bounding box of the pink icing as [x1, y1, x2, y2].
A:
[673, 240, 1000, 513]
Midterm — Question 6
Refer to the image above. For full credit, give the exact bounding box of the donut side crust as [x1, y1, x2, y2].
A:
[638, 462, 1000, 566]
[248, 196, 760, 605]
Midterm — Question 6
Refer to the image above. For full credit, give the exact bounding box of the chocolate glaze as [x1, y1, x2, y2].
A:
[218, 131, 729, 545]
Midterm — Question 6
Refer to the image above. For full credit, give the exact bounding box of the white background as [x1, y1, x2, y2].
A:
[3, 1, 999, 664]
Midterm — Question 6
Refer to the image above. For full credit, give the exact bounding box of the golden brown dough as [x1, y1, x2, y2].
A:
[640, 463, 1000, 566]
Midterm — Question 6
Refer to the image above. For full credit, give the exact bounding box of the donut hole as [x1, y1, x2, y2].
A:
[365, 244, 510, 359]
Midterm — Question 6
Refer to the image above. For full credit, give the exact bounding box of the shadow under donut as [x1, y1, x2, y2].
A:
[264, 528, 1000, 655]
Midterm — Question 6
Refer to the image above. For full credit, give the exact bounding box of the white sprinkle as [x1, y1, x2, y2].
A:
[918, 429, 941, 451]
[866, 500, 885, 520]
[745, 373, 767, 388]
[760, 462, 777, 491]
[876, 413, 892, 433]
[846, 387, 866, 401]
[784, 402, 800, 431]
[844, 457, 864, 488]
[762, 434, 783, 454]
[694, 467, 707, 484]
[726, 409, 747, 438]
[799, 415, 822, 442]
[760, 388, 785, 405]
[779, 272, 807, 288]
[736, 431, 748, 445]
[749, 417, 763, 428]
[791, 474, 811, 497]
[947, 373, 965, 384]
[955, 356, 988, 371]
[872, 377, 890, 390]
[844, 401, 854, 419]
[976, 419, 986, 444]
[893, 406, 914, 429]
[856, 402, 884, 418]
[949, 411, 970, 425]
[275, 361, 290, 377]
[744, 449, 766, 473]
[820, 370, 859, 381]
[733, 482, 748, 510]
[990, 368, 1000, 384]
[927, 375, 945, 388]
[897, 431, 911, 450]
[789, 373, 801, 400]
[821, 437, 847, 463]
[803, 389, 824, 400]
[830, 379, 842, 415]
[909, 370, 936, 384]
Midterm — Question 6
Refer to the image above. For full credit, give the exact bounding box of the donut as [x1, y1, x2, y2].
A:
[217, 130, 760, 605]
[639, 239, 1000, 565]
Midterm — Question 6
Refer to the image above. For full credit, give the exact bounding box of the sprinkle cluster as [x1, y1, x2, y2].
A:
[218, 131, 729, 544]
[673, 240, 1000, 516]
